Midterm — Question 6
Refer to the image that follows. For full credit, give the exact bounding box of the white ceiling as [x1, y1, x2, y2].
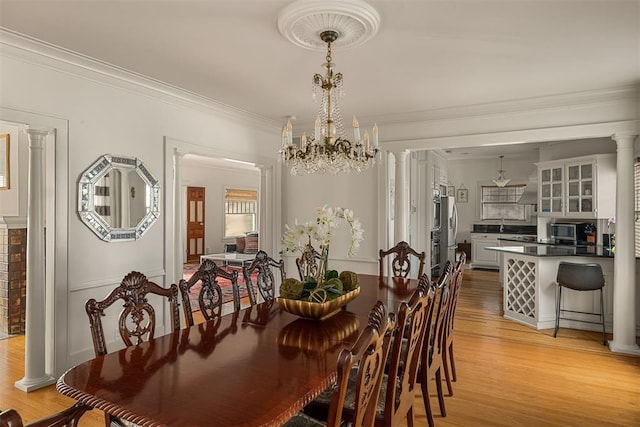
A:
[0, 0, 638, 158]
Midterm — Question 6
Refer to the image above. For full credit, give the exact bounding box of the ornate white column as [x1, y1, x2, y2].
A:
[609, 133, 640, 355]
[173, 149, 185, 284]
[15, 129, 55, 392]
[393, 150, 410, 243]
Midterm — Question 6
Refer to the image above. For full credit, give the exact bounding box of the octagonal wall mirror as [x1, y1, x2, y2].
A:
[78, 154, 160, 242]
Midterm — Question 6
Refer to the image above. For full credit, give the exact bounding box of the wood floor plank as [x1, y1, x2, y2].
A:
[1, 268, 639, 426]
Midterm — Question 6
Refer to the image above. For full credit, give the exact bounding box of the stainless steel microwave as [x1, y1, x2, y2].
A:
[551, 222, 597, 245]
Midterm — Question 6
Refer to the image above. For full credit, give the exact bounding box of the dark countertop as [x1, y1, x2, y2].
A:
[472, 224, 537, 235]
[497, 236, 539, 243]
[487, 244, 615, 258]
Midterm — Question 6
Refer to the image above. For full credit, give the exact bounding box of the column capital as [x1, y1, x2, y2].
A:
[174, 148, 187, 158]
[256, 164, 271, 174]
[389, 148, 410, 157]
[24, 128, 52, 148]
[611, 132, 638, 145]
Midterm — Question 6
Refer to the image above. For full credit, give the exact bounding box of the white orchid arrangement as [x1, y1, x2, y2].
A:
[281, 206, 364, 257]
[280, 206, 364, 302]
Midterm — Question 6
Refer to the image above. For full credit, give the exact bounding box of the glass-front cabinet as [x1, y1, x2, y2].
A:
[539, 165, 563, 215]
[536, 154, 615, 219]
[566, 161, 594, 215]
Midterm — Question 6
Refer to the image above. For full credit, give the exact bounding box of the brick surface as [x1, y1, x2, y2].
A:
[0, 228, 26, 335]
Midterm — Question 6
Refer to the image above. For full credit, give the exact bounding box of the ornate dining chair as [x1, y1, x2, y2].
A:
[442, 252, 466, 390]
[284, 301, 396, 427]
[0, 403, 92, 427]
[179, 258, 241, 326]
[374, 272, 433, 427]
[242, 250, 285, 304]
[303, 275, 433, 427]
[419, 260, 453, 427]
[85, 271, 181, 427]
[379, 241, 426, 279]
[85, 271, 181, 357]
[296, 244, 322, 281]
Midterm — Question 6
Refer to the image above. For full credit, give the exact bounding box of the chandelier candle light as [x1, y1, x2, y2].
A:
[279, 30, 379, 175]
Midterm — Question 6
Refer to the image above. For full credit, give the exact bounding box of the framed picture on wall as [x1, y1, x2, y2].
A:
[457, 188, 468, 203]
[447, 185, 455, 197]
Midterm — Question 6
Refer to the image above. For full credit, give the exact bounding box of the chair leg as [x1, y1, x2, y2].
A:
[600, 288, 607, 346]
[441, 347, 454, 396]
[407, 405, 415, 427]
[449, 342, 457, 382]
[553, 285, 562, 338]
[245, 280, 257, 306]
[232, 283, 241, 312]
[435, 367, 447, 417]
[420, 371, 435, 427]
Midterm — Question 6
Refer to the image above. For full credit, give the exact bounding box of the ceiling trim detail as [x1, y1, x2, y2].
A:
[277, 0, 380, 51]
[0, 28, 281, 132]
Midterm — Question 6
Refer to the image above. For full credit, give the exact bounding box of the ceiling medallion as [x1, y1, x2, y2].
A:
[277, 0, 381, 51]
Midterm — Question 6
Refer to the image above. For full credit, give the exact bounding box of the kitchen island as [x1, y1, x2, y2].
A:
[486, 244, 617, 332]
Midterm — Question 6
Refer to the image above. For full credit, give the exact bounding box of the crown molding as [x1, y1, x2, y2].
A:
[382, 120, 638, 152]
[0, 28, 280, 133]
[378, 86, 639, 126]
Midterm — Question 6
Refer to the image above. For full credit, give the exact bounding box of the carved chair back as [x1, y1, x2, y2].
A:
[379, 274, 433, 426]
[85, 271, 181, 357]
[0, 403, 91, 427]
[419, 260, 453, 426]
[379, 241, 426, 279]
[295, 244, 322, 281]
[242, 250, 285, 304]
[440, 252, 466, 393]
[179, 259, 240, 326]
[290, 301, 395, 427]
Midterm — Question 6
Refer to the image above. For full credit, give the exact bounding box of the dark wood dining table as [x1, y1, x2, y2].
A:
[56, 274, 418, 427]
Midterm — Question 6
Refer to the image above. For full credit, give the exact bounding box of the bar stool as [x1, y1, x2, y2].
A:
[553, 261, 607, 345]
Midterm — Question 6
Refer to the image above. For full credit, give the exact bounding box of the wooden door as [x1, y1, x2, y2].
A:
[186, 186, 205, 262]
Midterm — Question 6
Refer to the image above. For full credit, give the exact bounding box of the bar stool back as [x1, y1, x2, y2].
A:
[553, 261, 606, 345]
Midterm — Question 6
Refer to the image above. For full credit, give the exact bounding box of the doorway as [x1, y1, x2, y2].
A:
[186, 186, 205, 262]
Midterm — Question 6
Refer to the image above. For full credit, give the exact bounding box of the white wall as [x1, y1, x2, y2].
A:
[181, 159, 260, 255]
[539, 137, 616, 161]
[281, 166, 380, 277]
[1, 40, 280, 369]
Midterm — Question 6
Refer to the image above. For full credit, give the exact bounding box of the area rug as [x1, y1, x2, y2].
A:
[183, 263, 253, 312]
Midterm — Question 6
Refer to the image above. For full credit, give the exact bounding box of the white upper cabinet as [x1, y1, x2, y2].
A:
[539, 164, 564, 216]
[536, 154, 615, 219]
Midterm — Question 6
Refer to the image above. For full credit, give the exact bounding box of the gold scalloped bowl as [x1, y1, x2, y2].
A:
[277, 287, 361, 320]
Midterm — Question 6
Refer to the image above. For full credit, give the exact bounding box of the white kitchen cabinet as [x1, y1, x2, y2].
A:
[536, 154, 615, 219]
[471, 233, 500, 269]
[539, 164, 564, 216]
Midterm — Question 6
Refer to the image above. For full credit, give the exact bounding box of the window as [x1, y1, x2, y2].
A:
[480, 185, 526, 220]
[224, 188, 257, 238]
[635, 159, 640, 257]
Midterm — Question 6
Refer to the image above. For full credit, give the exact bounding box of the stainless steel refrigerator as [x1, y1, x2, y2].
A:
[439, 196, 458, 274]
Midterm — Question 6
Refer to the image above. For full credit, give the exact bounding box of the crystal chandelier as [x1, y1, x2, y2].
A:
[279, 30, 379, 175]
[493, 155, 511, 187]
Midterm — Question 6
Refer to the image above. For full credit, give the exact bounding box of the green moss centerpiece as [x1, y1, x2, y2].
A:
[278, 206, 364, 320]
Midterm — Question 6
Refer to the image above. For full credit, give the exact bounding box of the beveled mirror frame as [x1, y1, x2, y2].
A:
[78, 154, 160, 242]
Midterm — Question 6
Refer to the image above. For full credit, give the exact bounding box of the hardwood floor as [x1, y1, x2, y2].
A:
[1, 269, 639, 426]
